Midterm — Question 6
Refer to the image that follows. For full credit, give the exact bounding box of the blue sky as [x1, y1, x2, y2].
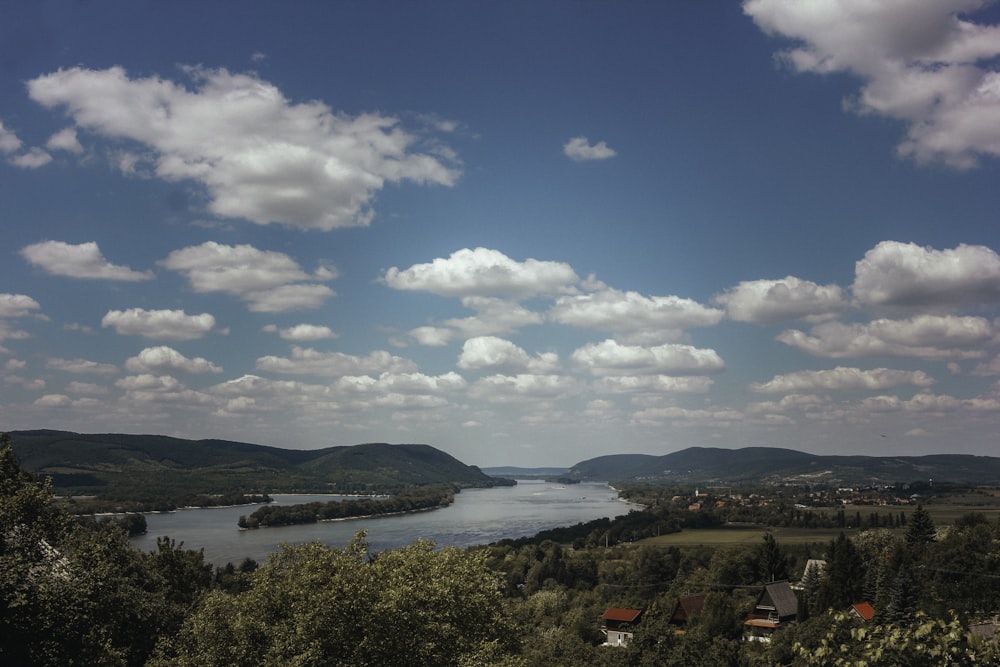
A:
[2, 1, 1000, 467]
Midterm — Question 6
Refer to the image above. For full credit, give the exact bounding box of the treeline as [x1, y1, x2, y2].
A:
[238, 484, 455, 528]
[59, 491, 272, 514]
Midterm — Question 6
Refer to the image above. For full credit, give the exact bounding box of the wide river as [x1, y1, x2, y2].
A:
[130, 480, 636, 566]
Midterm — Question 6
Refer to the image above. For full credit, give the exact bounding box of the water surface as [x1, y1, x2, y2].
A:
[131, 480, 635, 566]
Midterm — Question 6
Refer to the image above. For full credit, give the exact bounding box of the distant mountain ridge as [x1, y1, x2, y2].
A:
[7, 429, 506, 494]
[567, 446, 1000, 485]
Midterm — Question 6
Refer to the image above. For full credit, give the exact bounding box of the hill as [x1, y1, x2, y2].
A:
[567, 446, 1000, 486]
[7, 429, 508, 495]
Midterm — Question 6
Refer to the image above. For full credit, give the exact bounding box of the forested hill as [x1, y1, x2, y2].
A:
[567, 446, 1000, 485]
[7, 429, 508, 495]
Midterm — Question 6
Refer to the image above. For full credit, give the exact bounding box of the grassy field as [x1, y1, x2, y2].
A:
[644, 525, 863, 548]
[642, 493, 1000, 548]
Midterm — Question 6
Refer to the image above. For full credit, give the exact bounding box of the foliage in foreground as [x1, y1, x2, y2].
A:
[149, 534, 516, 667]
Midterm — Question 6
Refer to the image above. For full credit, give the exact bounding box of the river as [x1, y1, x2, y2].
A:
[130, 480, 636, 566]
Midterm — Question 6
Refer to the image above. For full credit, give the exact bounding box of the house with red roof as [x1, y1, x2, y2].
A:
[851, 601, 876, 621]
[601, 607, 642, 646]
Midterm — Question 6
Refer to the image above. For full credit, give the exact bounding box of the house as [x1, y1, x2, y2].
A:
[601, 607, 642, 646]
[851, 601, 875, 622]
[744, 580, 798, 641]
[668, 593, 707, 632]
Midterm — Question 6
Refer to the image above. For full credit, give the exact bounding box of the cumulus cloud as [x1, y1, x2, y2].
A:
[458, 336, 559, 373]
[410, 297, 545, 345]
[591, 375, 715, 394]
[27, 66, 459, 229]
[256, 346, 418, 376]
[563, 136, 617, 161]
[714, 276, 847, 323]
[21, 240, 154, 281]
[46, 127, 84, 153]
[334, 372, 467, 404]
[572, 339, 726, 376]
[265, 323, 338, 341]
[632, 405, 744, 427]
[116, 374, 185, 392]
[861, 391, 1000, 414]
[469, 373, 576, 402]
[744, 0, 1000, 168]
[66, 381, 109, 395]
[34, 394, 72, 407]
[10, 147, 52, 169]
[853, 240, 1000, 307]
[777, 314, 994, 360]
[47, 357, 118, 375]
[382, 247, 579, 298]
[102, 308, 218, 341]
[751, 366, 935, 393]
[0, 120, 22, 153]
[551, 287, 723, 342]
[160, 241, 335, 312]
[0, 293, 42, 318]
[125, 346, 223, 374]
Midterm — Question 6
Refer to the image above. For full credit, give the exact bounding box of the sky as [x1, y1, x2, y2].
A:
[2, 1, 1000, 468]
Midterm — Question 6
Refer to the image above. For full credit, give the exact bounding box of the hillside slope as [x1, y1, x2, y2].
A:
[568, 446, 1000, 485]
[7, 430, 506, 494]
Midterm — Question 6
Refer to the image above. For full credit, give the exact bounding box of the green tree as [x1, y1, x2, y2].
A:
[905, 504, 936, 550]
[815, 533, 864, 613]
[0, 433, 179, 666]
[793, 611, 999, 666]
[151, 532, 518, 666]
[755, 532, 789, 583]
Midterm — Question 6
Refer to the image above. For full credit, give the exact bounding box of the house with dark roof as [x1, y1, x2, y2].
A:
[744, 580, 798, 641]
[668, 593, 707, 632]
[601, 607, 642, 646]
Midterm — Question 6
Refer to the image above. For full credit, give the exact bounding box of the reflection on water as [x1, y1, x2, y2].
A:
[131, 480, 635, 566]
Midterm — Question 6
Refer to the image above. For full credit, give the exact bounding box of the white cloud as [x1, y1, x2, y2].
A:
[66, 381, 109, 395]
[853, 240, 1000, 306]
[972, 354, 1000, 376]
[0, 119, 23, 153]
[125, 346, 223, 374]
[469, 373, 576, 402]
[591, 375, 714, 394]
[0, 293, 42, 318]
[34, 394, 72, 407]
[160, 241, 336, 312]
[10, 147, 52, 169]
[777, 314, 995, 360]
[46, 127, 84, 153]
[632, 404, 744, 427]
[47, 357, 118, 375]
[28, 66, 459, 229]
[102, 308, 218, 341]
[382, 247, 579, 298]
[744, 0, 1000, 168]
[115, 374, 185, 392]
[256, 346, 418, 376]
[458, 336, 558, 373]
[714, 276, 847, 323]
[861, 391, 1000, 414]
[751, 366, 935, 393]
[572, 339, 726, 376]
[334, 371, 467, 402]
[418, 297, 544, 344]
[551, 287, 723, 342]
[21, 240, 154, 281]
[408, 326, 455, 347]
[267, 324, 338, 341]
[563, 136, 617, 161]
